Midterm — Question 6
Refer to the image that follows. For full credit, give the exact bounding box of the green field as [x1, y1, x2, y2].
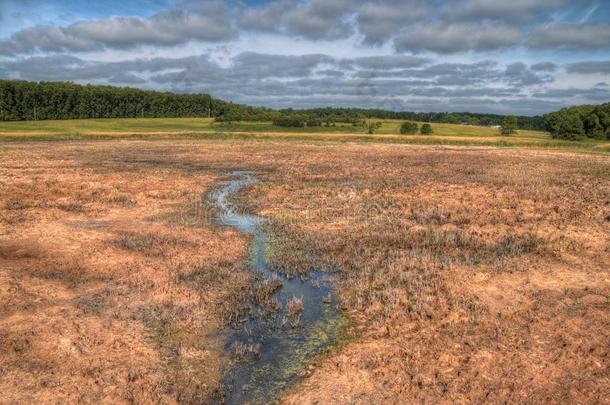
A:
[1, 117, 609, 153]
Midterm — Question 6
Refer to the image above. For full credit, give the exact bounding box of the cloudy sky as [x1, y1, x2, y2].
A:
[1, 0, 609, 115]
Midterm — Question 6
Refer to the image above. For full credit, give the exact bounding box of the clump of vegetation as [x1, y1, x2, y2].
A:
[501, 115, 518, 135]
[367, 121, 382, 134]
[113, 232, 192, 256]
[272, 116, 305, 127]
[420, 123, 433, 135]
[110, 194, 136, 207]
[285, 296, 304, 327]
[253, 277, 283, 313]
[400, 122, 418, 134]
[488, 233, 546, 259]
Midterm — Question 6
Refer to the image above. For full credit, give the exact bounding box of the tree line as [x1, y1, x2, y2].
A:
[221, 106, 545, 130]
[543, 103, 610, 140]
[0, 80, 240, 120]
[280, 108, 544, 130]
[8, 80, 602, 136]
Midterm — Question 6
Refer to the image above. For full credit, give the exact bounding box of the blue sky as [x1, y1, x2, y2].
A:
[1, 0, 609, 115]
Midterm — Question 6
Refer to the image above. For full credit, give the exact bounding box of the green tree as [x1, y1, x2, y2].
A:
[584, 114, 605, 139]
[420, 123, 433, 135]
[501, 115, 518, 135]
[544, 109, 587, 140]
[367, 121, 382, 134]
[400, 122, 418, 134]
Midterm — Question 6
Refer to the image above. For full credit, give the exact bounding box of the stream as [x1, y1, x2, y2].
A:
[210, 171, 343, 404]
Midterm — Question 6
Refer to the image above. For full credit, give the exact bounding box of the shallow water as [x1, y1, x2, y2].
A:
[210, 171, 343, 404]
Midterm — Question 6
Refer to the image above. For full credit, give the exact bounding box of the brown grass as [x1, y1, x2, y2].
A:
[242, 146, 609, 404]
[0, 139, 608, 403]
[0, 141, 251, 403]
[285, 296, 305, 327]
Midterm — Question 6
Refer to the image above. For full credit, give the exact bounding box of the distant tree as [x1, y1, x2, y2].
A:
[420, 123, 433, 135]
[352, 118, 366, 127]
[501, 115, 518, 135]
[400, 121, 418, 134]
[273, 116, 305, 127]
[367, 121, 382, 134]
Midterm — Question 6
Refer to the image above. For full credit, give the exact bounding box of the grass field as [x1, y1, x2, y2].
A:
[1, 124, 609, 403]
[1, 117, 609, 153]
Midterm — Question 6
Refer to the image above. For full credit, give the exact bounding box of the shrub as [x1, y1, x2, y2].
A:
[273, 116, 305, 127]
[367, 121, 382, 134]
[420, 123, 433, 135]
[500, 115, 518, 135]
[400, 122, 418, 134]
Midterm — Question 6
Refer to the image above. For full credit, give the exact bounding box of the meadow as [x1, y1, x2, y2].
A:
[0, 124, 608, 403]
[1, 117, 609, 153]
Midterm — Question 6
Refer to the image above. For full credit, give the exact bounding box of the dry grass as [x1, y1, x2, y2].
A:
[0, 141, 251, 403]
[236, 144, 609, 404]
[253, 277, 283, 314]
[285, 296, 305, 327]
[0, 138, 608, 403]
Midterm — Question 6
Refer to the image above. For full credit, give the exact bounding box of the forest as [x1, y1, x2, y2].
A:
[2, 79, 604, 135]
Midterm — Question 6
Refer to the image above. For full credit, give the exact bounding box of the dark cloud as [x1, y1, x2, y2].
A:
[229, 52, 334, 80]
[440, 0, 567, 22]
[108, 72, 147, 85]
[0, 0, 233, 55]
[527, 23, 610, 50]
[346, 55, 430, 70]
[283, 0, 354, 40]
[236, 0, 608, 54]
[504, 62, 553, 86]
[239, 0, 292, 32]
[1, 0, 610, 56]
[532, 85, 610, 102]
[531, 62, 557, 72]
[355, 0, 430, 45]
[239, 0, 354, 40]
[566, 61, 610, 74]
[394, 22, 522, 53]
[317, 69, 345, 78]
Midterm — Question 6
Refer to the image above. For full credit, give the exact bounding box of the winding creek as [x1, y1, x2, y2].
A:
[210, 171, 344, 404]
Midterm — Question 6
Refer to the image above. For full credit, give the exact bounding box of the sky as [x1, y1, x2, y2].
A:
[0, 0, 609, 115]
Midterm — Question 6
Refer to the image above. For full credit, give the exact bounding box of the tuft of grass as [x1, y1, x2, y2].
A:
[285, 296, 304, 327]
[488, 233, 546, 258]
[253, 277, 283, 314]
[26, 257, 94, 287]
[110, 194, 136, 207]
[113, 232, 193, 256]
